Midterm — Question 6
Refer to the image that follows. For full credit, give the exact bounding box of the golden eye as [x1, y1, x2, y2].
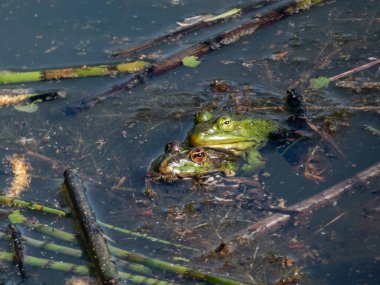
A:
[190, 148, 207, 164]
[217, 115, 234, 131]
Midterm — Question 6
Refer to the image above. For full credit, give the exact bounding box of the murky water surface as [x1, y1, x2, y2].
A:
[0, 1, 379, 284]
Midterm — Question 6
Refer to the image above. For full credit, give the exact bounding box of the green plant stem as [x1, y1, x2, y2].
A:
[16, 215, 250, 285]
[0, 195, 69, 217]
[98, 221, 198, 252]
[0, 231, 153, 277]
[24, 218, 77, 242]
[0, 250, 176, 285]
[0, 195, 197, 252]
[1, 192, 248, 283]
[107, 244, 250, 285]
[0, 61, 148, 85]
[0, 232, 81, 258]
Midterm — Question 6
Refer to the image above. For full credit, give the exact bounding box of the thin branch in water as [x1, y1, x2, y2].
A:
[223, 160, 380, 253]
[328, 58, 380, 82]
[312, 211, 346, 236]
[307, 121, 347, 160]
[112, 0, 275, 57]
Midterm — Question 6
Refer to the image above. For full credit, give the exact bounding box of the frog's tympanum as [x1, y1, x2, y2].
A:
[148, 141, 237, 182]
[186, 111, 279, 171]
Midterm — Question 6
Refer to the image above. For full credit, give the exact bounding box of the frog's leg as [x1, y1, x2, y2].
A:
[241, 149, 264, 172]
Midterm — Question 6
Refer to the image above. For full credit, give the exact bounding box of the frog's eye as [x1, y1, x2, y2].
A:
[194, 110, 213, 123]
[217, 115, 234, 131]
[190, 148, 207, 165]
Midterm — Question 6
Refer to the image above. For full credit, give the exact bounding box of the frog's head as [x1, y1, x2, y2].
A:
[187, 112, 279, 154]
[148, 141, 236, 182]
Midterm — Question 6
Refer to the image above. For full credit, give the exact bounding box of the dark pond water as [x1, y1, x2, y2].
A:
[0, 0, 379, 284]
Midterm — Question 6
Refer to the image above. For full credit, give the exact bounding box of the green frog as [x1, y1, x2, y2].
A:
[149, 90, 308, 181]
[147, 141, 237, 182]
[186, 111, 279, 171]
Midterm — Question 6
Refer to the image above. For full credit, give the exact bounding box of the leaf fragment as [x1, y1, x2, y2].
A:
[182, 56, 201, 68]
[310, 76, 330, 89]
[8, 210, 26, 224]
[14, 101, 41, 113]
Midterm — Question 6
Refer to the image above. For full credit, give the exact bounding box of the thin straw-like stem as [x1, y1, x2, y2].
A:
[329, 58, 380, 81]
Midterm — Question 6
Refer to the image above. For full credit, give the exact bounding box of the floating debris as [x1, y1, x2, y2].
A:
[176, 14, 214, 27]
[4, 155, 31, 198]
[362, 124, 380, 136]
[335, 80, 380, 92]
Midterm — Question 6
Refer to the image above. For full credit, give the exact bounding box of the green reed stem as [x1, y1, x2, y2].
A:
[0, 195, 197, 252]
[0, 195, 69, 217]
[0, 250, 176, 285]
[0, 229, 153, 277]
[0, 61, 149, 85]
[98, 221, 198, 252]
[0, 232, 82, 258]
[108, 244, 250, 285]
[21, 218, 249, 284]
